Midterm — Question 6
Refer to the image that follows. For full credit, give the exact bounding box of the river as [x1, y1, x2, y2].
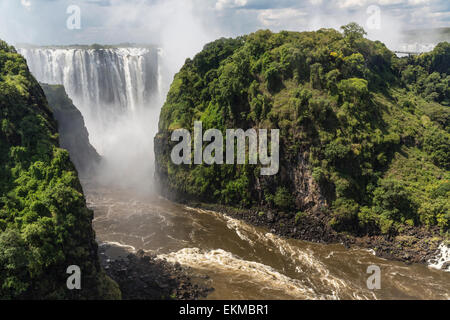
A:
[83, 182, 450, 300]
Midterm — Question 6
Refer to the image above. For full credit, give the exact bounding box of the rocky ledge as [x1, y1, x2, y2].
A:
[98, 243, 214, 300]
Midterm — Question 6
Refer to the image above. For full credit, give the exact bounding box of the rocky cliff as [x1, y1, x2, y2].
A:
[40, 83, 100, 176]
[155, 26, 449, 251]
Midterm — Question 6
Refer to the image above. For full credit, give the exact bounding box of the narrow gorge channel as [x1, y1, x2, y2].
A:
[21, 45, 450, 300]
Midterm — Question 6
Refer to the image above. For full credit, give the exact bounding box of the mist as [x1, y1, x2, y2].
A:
[89, 0, 219, 194]
[93, 107, 161, 194]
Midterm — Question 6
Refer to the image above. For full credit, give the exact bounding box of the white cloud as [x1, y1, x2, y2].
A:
[335, 0, 368, 8]
[334, 0, 417, 8]
[408, 0, 431, 5]
[99, 0, 218, 75]
[258, 8, 307, 27]
[215, 0, 247, 10]
[21, 0, 31, 9]
[1, 0, 448, 48]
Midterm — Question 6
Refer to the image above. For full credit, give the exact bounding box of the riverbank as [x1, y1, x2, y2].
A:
[167, 197, 448, 269]
[98, 242, 213, 300]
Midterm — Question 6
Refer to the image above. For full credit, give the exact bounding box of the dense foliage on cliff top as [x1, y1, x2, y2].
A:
[157, 24, 450, 236]
[0, 40, 119, 299]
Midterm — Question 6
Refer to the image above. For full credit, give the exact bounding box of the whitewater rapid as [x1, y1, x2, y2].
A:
[86, 185, 450, 300]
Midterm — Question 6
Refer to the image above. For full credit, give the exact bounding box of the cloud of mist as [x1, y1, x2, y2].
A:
[90, 0, 219, 194]
[101, 0, 219, 78]
[93, 107, 161, 194]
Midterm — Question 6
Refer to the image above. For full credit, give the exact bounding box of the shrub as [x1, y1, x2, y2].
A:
[295, 211, 306, 224]
[418, 198, 449, 231]
[423, 126, 450, 169]
[330, 198, 359, 232]
[338, 78, 369, 104]
[273, 187, 295, 211]
[372, 179, 418, 225]
[431, 181, 450, 199]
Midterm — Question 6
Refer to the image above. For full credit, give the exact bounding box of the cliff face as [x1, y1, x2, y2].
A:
[0, 40, 120, 299]
[40, 84, 100, 176]
[155, 28, 449, 239]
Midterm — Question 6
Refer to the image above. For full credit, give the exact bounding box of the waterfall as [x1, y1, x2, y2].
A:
[18, 45, 168, 190]
[18, 46, 161, 154]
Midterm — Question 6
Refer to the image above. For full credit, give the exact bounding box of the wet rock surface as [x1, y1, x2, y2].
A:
[354, 227, 444, 264]
[98, 243, 213, 300]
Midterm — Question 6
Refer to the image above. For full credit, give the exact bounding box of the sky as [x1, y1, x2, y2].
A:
[0, 0, 449, 59]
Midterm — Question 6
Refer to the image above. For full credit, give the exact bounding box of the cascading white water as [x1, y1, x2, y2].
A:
[17, 45, 171, 190]
[18, 46, 161, 154]
[428, 243, 450, 272]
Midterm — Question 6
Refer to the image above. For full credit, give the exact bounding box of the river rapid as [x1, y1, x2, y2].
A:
[83, 182, 450, 300]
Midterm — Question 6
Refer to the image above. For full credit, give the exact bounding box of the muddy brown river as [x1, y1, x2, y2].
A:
[83, 182, 450, 300]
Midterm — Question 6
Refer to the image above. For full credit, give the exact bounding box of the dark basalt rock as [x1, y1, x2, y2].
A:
[98, 243, 213, 300]
[41, 83, 101, 176]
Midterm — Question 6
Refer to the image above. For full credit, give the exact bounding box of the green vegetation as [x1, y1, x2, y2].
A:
[0, 40, 120, 299]
[295, 211, 306, 225]
[271, 187, 295, 211]
[155, 24, 449, 238]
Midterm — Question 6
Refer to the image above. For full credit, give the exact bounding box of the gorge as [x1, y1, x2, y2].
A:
[4, 28, 450, 299]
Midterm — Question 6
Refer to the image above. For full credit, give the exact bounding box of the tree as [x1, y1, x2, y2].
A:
[337, 78, 369, 105]
[0, 229, 30, 299]
[372, 179, 417, 225]
[273, 187, 295, 211]
[342, 53, 366, 78]
[340, 23, 367, 42]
